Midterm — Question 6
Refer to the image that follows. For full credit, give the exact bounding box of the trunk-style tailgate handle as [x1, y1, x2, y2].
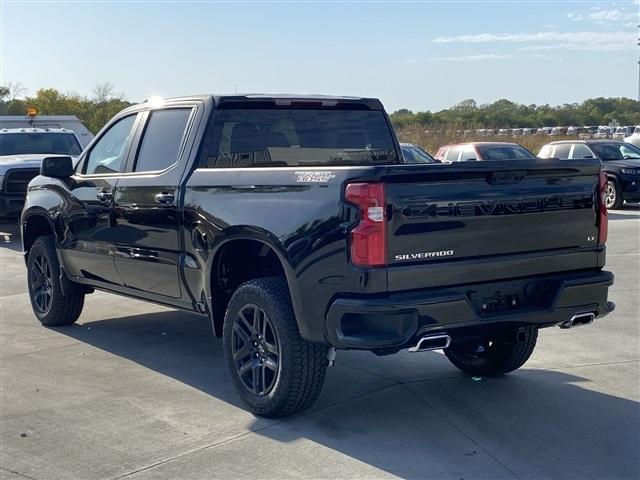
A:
[488, 170, 526, 185]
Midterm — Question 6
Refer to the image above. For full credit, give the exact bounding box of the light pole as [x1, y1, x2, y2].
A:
[637, 23, 640, 102]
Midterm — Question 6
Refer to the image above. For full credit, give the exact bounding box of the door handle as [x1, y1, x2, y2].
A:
[96, 190, 112, 202]
[154, 192, 175, 205]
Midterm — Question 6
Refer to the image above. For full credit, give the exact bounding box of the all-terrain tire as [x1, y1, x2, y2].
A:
[27, 236, 84, 326]
[444, 325, 538, 376]
[222, 277, 328, 417]
[606, 179, 623, 210]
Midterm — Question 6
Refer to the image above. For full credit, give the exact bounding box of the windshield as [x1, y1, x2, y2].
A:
[206, 107, 398, 167]
[477, 144, 536, 161]
[591, 143, 640, 161]
[401, 145, 436, 163]
[0, 133, 81, 156]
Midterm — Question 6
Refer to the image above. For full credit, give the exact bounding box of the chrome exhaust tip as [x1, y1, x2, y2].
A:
[560, 312, 596, 329]
[409, 334, 451, 352]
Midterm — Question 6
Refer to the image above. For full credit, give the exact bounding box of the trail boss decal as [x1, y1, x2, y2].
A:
[294, 171, 336, 183]
[395, 250, 455, 261]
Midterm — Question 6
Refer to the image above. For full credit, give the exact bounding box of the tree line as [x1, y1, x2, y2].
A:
[390, 97, 640, 130]
[0, 83, 133, 134]
[2, 83, 640, 133]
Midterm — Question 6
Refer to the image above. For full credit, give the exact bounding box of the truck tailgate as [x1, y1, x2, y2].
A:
[384, 159, 603, 291]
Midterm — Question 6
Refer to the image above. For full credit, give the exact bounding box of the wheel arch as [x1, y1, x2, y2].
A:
[21, 209, 58, 259]
[205, 230, 302, 338]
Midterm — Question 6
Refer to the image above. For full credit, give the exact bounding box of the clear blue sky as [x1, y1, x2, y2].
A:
[1, 0, 639, 112]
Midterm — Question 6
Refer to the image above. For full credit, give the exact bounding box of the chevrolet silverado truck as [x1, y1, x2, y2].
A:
[21, 94, 614, 417]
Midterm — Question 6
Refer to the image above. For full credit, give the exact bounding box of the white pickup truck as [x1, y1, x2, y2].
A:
[0, 127, 83, 218]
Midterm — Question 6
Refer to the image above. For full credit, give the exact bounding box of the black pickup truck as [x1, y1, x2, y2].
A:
[21, 94, 614, 417]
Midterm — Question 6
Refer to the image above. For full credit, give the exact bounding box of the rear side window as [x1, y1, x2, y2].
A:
[134, 108, 192, 172]
[445, 147, 462, 161]
[552, 144, 571, 159]
[459, 146, 477, 161]
[569, 144, 594, 159]
[205, 107, 397, 168]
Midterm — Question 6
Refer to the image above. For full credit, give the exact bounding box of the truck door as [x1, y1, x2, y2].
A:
[63, 113, 141, 285]
[112, 105, 197, 298]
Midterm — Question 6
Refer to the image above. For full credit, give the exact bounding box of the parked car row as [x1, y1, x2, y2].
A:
[538, 140, 640, 209]
[454, 125, 640, 139]
[399, 139, 640, 210]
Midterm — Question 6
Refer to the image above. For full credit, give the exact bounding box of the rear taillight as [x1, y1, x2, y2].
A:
[345, 182, 386, 267]
[598, 170, 608, 245]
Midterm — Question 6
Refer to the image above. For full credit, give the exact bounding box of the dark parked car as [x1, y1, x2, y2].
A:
[22, 94, 614, 417]
[538, 140, 640, 209]
[399, 142, 438, 163]
[434, 142, 536, 162]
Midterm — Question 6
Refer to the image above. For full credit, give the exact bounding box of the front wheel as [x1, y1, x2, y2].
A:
[444, 325, 538, 376]
[605, 180, 623, 210]
[27, 236, 84, 326]
[223, 277, 328, 417]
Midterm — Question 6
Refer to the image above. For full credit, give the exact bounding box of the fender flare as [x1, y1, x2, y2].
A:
[204, 227, 304, 337]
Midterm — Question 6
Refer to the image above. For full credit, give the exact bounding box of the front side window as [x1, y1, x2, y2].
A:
[592, 143, 640, 161]
[84, 115, 137, 174]
[0, 133, 82, 156]
[134, 108, 192, 172]
[538, 145, 552, 158]
[206, 107, 397, 168]
[402, 145, 436, 163]
[436, 148, 449, 161]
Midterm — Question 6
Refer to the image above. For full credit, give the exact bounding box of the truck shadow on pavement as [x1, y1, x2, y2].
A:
[55, 309, 640, 480]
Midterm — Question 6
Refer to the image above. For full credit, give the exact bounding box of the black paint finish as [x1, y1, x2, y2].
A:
[21, 94, 613, 350]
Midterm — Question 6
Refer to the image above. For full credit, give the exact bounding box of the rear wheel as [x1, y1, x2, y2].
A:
[605, 180, 623, 209]
[444, 325, 538, 376]
[27, 236, 84, 326]
[223, 277, 328, 417]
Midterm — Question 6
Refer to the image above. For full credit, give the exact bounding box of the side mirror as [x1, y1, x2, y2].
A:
[41, 156, 74, 178]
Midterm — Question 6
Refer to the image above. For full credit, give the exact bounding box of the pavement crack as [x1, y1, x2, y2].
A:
[0, 341, 83, 361]
[528, 359, 639, 371]
[0, 467, 40, 480]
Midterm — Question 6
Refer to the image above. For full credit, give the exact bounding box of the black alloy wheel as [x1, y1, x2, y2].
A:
[231, 303, 280, 396]
[30, 253, 53, 314]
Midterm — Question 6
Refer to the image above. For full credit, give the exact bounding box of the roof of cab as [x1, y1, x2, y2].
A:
[546, 140, 626, 145]
[134, 94, 384, 110]
[439, 142, 522, 148]
[0, 127, 74, 134]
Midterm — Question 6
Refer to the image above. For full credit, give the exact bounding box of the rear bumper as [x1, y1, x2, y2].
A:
[0, 194, 25, 218]
[325, 270, 614, 350]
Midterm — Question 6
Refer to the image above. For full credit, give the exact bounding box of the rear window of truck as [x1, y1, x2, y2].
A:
[204, 107, 398, 167]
